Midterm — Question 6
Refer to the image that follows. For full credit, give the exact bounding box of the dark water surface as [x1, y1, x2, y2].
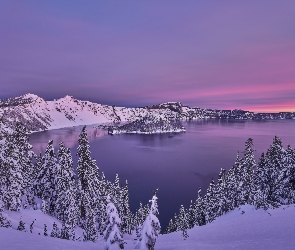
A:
[29, 120, 295, 229]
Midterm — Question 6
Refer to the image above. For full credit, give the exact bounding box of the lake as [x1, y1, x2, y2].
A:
[29, 119, 295, 229]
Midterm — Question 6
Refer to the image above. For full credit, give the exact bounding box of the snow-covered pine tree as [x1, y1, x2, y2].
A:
[252, 188, 269, 210]
[226, 153, 241, 210]
[13, 123, 36, 208]
[204, 178, 218, 223]
[17, 217, 26, 231]
[240, 138, 256, 205]
[281, 145, 295, 204]
[76, 126, 100, 233]
[165, 218, 176, 234]
[135, 191, 161, 250]
[135, 201, 146, 240]
[187, 200, 195, 229]
[103, 195, 125, 250]
[55, 143, 79, 236]
[34, 140, 59, 214]
[120, 180, 133, 234]
[264, 136, 285, 207]
[50, 222, 59, 238]
[177, 205, 189, 240]
[44, 224, 48, 236]
[216, 168, 229, 217]
[194, 187, 206, 226]
[0, 124, 27, 211]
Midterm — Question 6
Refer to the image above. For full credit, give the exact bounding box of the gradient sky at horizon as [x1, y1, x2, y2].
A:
[1, 1, 295, 112]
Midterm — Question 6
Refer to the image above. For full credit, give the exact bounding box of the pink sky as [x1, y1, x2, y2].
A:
[0, 1, 295, 112]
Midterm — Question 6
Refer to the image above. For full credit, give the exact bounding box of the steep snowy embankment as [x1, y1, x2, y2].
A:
[1, 205, 295, 249]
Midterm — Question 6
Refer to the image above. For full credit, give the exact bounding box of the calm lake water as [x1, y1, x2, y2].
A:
[29, 120, 295, 229]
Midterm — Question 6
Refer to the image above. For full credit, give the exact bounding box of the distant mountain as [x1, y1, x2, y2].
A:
[0, 93, 294, 133]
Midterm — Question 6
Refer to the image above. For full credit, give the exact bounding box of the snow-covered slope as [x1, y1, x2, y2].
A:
[1, 204, 295, 249]
[0, 94, 193, 133]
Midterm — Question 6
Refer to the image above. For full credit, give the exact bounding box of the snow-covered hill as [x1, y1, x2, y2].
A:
[1, 93, 294, 134]
[1, 204, 295, 249]
[0, 94, 194, 133]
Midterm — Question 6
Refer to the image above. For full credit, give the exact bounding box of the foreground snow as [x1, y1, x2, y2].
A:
[1, 204, 295, 249]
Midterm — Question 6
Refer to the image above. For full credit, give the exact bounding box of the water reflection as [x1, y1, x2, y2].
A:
[30, 125, 107, 153]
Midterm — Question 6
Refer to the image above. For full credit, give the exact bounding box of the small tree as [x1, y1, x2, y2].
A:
[17, 217, 26, 231]
[30, 219, 36, 233]
[135, 190, 161, 250]
[44, 224, 48, 236]
[50, 222, 59, 238]
[103, 195, 125, 250]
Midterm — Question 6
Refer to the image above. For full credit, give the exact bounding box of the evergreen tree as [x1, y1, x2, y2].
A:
[76, 126, 100, 228]
[281, 145, 295, 203]
[135, 191, 161, 250]
[34, 140, 59, 214]
[44, 224, 48, 236]
[216, 168, 230, 217]
[177, 205, 189, 240]
[226, 153, 241, 210]
[240, 138, 256, 205]
[0, 124, 26, 211]
[135, 202, 147, 240]
[30, 219, 36, 233]
[263, 136, 285, 206]
[204, 179, 218, 223]
[165, 218, 176, 234]
[194, 187, 206, 226]
[50, 222, 59, 238]
[103, 195, 125, 250]
[55, 143, 79, 232]
[17, 217, 26, 231]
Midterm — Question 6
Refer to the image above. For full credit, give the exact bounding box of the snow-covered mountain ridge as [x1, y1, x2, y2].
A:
[0, 93, 294, 133]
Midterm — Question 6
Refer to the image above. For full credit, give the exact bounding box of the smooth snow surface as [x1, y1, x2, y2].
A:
[1, 205, 295, 249]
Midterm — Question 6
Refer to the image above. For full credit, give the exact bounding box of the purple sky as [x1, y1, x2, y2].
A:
[1, 1, 295, 112]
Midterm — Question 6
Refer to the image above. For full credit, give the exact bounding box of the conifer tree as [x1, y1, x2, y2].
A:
[263, 136, 285, 206]
[30, 219, 36, 233]
[50, 222, 59, 238]
[240, 138, 256, 205]
[76, 126, 100, 227]
[17, 217, 26, 231]
[194, 187, 206, 226]
[177, 205, 189, 240]
[35, 140, 59, 214]
[103, 195, 125, 250]
[55, 143, 79, 233]
[204, 179, 218, 223]
[281, 145, 295, 203]
[165, 218, 176, 234]
[216, 168, 229, 216]
[44, 224, 48, 236]
[0, 124, 27, 211]
[135, 191, 161, 250]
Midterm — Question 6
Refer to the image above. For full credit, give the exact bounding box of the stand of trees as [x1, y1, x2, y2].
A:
[165, 137, 295, 237]
[0, 123, 161, 248]
[1, 122, 295, 247]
